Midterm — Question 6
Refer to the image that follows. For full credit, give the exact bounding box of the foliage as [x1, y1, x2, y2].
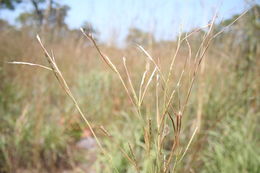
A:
[0, 0, 21, 10]
[16, 2, 70, 30]
[0, 3, 259, 173]
[126, 27, 155, 46]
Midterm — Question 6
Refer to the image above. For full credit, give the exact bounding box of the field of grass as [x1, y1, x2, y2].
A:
[0, 7, 260, 173]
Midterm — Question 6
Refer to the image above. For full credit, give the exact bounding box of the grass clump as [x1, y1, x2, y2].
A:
[0, 8, 259, 173]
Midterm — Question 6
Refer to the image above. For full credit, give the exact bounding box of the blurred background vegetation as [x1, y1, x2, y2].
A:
[0, 0, 259, 172]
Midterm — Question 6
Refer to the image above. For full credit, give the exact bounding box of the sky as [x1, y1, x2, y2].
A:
[0, 0, 255, 44]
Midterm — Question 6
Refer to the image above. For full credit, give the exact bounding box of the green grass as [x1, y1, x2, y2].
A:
[0, 13, 259, 172]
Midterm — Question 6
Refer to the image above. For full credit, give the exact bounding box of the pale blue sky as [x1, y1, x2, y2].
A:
[0, 0, 255, 44]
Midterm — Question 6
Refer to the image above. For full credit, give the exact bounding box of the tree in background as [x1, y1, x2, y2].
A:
[0, 0, 21, 10]
[216, 4, 260, 74]
[1, 0, 70, 31]
[126, 27, 155, 47]
[81, 21, 99, 39]
[0, 19, 13, 31]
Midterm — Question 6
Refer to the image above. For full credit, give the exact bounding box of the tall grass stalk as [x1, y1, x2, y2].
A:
[80, 17, 217, 172]
[9, 35, 120, 173]
[8, 10, 249, 172]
